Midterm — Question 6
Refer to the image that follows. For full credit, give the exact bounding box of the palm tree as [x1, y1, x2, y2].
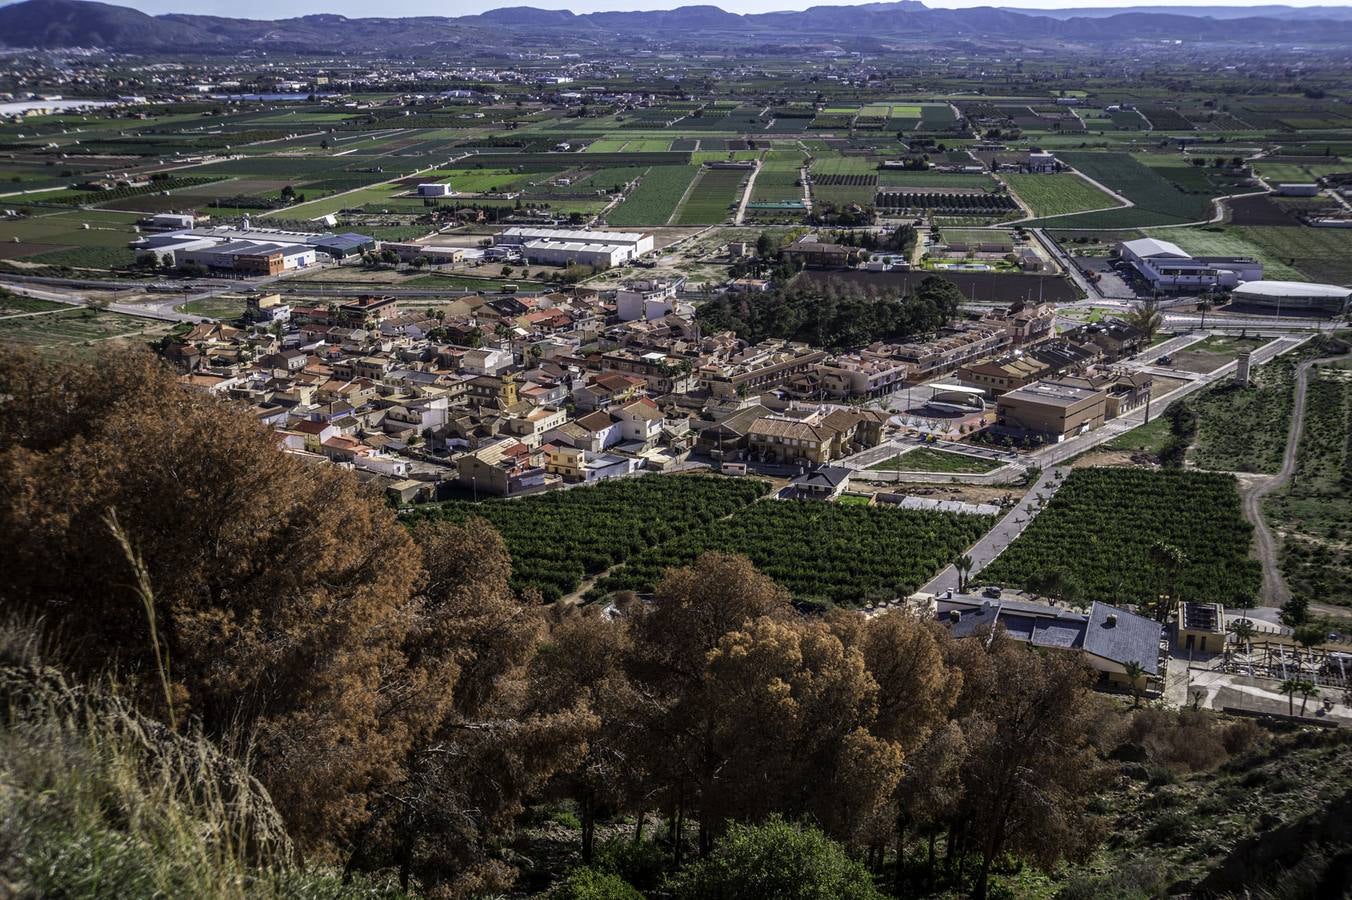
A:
[1230, 618, 1255, 652]
[1124, 661, 1146, 707]
[1127, 298, 1164, 344]
[955, 554, 974, 593]
[1298, 681, 1320, 716]
[1280, 678, 1300, 716]
[1150, 541, 1188, 622]
[1197, 296, 1213, 332]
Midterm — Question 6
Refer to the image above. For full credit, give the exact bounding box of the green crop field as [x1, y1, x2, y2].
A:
[1005, 173, 1120, 217]
[606, 165, 700, 226]
[673, 167, 748, 225]
[1034, 152, 1222, 228]
[866, 447, 1004, 473]
[879, 171, 995, 191]
[592, 500, 992, 607]
[1140, 226, 1304, 281]
[980, 468, 1261, 607]
[405, 475, 769, 602]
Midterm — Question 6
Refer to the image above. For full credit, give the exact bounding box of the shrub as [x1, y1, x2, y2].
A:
[549, 867, 644, 900]
[666, 817, 883, 900]
[596, 837, 669, 892]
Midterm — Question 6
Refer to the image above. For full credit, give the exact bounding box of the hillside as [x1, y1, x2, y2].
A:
[2, 0, 1352, 52]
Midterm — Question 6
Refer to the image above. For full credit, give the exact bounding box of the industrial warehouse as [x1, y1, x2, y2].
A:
[131, 224, 374, 275]
[493, 226, 655, 268]
[1118, 237, 1264, 293]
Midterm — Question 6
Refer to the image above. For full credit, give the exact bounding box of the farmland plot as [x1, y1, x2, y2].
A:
[980, 468, 1261, 607]
[1030, 152, 1224, 228]
[605, 165, 699, 226]
[673, 167, 749, 225]
[1005, 173, 1120, 218]
[407, 475, 768, 602]
[592, 501, 992, 607]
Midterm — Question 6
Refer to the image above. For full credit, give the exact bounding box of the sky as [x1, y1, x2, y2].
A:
[9, 0, 1352, 19]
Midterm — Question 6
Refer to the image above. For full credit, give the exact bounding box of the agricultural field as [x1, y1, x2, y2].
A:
[1037, 152, 1224, 228]
[604, 165, 699, 226]
[878, 171, 995, 191]
[404, 475, 769, 602]
[1185, 338, 1344, 474]
[866, 447, 1004, 473]
[672, 167, 749, 225]
[591, 500, 992, 607]
[1005, 173, 1120, 218]
[980, 468, 1261, 607]
[1265, 362, 1352, 606]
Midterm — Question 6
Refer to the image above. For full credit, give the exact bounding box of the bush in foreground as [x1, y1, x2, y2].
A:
[666, 817, 883, 900]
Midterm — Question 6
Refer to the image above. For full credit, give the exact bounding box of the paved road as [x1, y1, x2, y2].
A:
[919, 465, 1068, 595]
[1240, 351, 1352, 610]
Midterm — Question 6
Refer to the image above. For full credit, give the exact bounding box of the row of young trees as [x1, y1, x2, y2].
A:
[0, 351, 1110, 898]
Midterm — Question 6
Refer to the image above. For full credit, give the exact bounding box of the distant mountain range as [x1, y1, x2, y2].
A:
[2, 0, 1351, 53]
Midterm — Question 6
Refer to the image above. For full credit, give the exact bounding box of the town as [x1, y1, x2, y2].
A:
[2, 2, 1352, 898]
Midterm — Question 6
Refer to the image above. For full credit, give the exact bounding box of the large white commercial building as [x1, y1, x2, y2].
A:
[1119, 237, 1263, 293]
[495, 227, 654, 268]
[1230, 280, 1351, 317]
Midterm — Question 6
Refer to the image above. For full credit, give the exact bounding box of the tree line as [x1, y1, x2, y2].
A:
[0, 351, 1110, 899]
[696, 274, 965, 350]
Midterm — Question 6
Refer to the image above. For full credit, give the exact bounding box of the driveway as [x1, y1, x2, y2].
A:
[919, 465, 1068, 595]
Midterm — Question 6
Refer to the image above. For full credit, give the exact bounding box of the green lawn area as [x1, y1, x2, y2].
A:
[1103, 415, 1173, 453]
[178, 296, 247, 320]
[867, 447, 1004, 473]
[1006, 173, 1120, 218]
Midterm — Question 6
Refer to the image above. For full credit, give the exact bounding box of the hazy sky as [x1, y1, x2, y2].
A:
[9, 0, 1351, 19]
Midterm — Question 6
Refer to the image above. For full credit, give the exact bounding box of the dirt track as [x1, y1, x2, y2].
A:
[1240, 352, 1350, 611]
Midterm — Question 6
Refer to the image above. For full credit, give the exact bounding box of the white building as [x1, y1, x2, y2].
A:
[496, 227, 654, 266]
[416, 183, 454, 197]
[1028, 151, 1058, 173]
[520, 239, 630, 269]
[1119, 237, 1263, 293]
[1230, 281, 1351, 317]
[616, 279, 679, 322]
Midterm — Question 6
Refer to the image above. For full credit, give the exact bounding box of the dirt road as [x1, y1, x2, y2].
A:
[1241, 352, 1351, 610]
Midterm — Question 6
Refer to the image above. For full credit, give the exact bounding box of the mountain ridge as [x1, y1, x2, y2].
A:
[2, 0, 1350, 52]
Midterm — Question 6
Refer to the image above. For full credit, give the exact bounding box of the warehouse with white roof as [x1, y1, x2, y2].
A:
[495, 227, 654, 267]
[1119, 237, 1263, 292]
[1230, 280, 1351, 317]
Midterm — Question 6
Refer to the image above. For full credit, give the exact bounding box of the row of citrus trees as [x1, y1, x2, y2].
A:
[406, 475, 769, 601]
[980, 468, 1261, 606]
[591, 500, 992, 608]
